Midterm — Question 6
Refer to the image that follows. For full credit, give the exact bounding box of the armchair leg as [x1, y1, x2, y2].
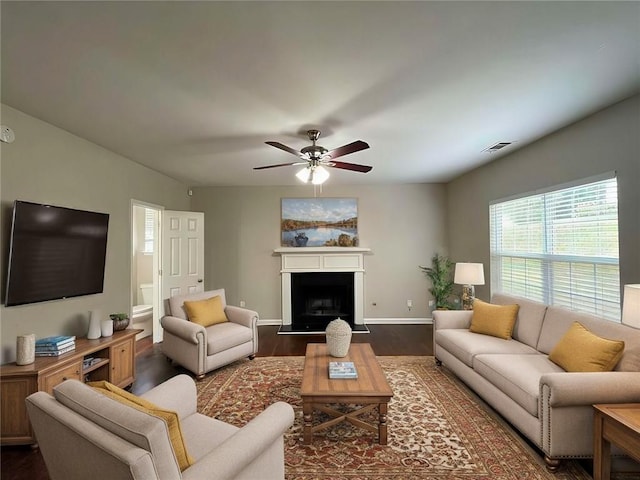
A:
[196, 373, 205, 381]
[248, 354, 255, 360]
[435, 358, 442, 366]
[544, 456, 561, 472]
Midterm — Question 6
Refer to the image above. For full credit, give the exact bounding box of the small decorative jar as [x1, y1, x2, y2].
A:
[325, 318, 352, 357]
[110, 313, 130, 331]
[16, 334, 35, 365]
[101, 319, 114, 337]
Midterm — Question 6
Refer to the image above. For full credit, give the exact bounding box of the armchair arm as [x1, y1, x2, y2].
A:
[540, 372, 640, 407]
[433, 310, 473, 330]
[140, 374, 197, 419]
[182, 402, 295, 480]
[160, 315, 206, 344]
[225, 305, 259, 329]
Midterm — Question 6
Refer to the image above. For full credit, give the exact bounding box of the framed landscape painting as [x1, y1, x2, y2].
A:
[281, 198, 358, 247]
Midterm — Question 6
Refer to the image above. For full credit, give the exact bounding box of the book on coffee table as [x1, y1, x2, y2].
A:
[329, 361, 358, 379]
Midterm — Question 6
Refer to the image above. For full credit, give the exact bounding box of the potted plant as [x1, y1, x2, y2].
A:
[109, 313, 130, 331]
[419, 253, 455, 310]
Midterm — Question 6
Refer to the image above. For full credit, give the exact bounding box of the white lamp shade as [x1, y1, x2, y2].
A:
[311, 165, 330, 185]
[454, 262, 485, 285]
[296, 167, 312, 183]
[622, 284, 640, 328]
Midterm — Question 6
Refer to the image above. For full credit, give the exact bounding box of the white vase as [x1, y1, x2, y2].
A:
[101, 319, 113, 337]
[87, 310, 102, 339]
[16, 334, 35, 365]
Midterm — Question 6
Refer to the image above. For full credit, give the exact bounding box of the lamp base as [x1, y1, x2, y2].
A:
[461, 285, 475, 310]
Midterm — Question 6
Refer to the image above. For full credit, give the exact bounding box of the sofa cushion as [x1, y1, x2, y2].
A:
[89, 381, 195, 471]
[436, 329, 539, 368]
[206, 321, 254, 355]
[474, 354, 564, 417]
[537, 306, 640, 371]
[168, 289, 227, 320]
[54, 380, 182, 477]
[492, 294, 548, 349]
[180, 413, 239, 461]
[184, 295, 229, 327]
[548, 321, 625, 372]
[469, 299, 519, 339]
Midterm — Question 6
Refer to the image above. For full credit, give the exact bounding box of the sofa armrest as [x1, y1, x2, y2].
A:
[225, 305, 259, 329]
[140, 374, 197, 419]
[181, 402, 295, 480]
[433, 310, 473, 330]
[161, 315, 206, 344]
[540, 371, 640, 406]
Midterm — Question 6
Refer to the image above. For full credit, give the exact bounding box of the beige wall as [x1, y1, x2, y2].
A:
[0, 105, 191, 363]
[190, 184, 448, 321]
[447, 94, 640, 302]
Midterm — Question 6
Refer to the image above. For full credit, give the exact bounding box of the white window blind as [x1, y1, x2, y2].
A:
[143, 209, 155, 254]
[489, 175, 620, 321]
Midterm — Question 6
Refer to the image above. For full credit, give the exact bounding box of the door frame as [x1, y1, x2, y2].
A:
[130, 200, 164, 343]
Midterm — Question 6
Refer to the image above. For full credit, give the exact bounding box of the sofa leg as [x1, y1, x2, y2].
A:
[435, 357, 442, 367]
[248, 354, 255, 360]
[544, 456, 561, 472]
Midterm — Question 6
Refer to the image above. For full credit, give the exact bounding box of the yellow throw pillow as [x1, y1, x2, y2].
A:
[469, 299, 520, 340]
[183, 295, 228, 327]
[89, 381, 194, 471]
[548, 321, 625, 372]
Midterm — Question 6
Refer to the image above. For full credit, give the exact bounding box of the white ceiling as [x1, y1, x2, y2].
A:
[2, 1, 639, 187]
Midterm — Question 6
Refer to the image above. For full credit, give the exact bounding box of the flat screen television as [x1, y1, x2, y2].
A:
[4, 200, 110, 307]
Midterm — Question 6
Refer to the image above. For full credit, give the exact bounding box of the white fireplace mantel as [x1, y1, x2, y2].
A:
[274, 247, 371, 327]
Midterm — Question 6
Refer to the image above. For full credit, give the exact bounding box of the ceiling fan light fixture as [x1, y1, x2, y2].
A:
[295, 165, 330, 185]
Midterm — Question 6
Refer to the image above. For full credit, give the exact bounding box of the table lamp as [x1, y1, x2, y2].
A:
[622, 284, 640, 328]
[454, 263, 485, 310]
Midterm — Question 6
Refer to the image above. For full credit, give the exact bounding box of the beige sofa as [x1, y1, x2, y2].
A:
[26, 374, 294, 480]
[161, 289, 259, 379]
[433, 293, 640, 470]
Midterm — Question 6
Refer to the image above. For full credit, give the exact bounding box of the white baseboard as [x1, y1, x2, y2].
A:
[257, 317, 433, 327]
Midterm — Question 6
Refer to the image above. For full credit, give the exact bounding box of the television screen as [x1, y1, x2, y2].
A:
[4, 200, 110, 307]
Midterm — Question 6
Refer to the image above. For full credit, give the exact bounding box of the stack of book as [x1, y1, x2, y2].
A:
[329, 361, 358, 379]
[35, 335, 76, 357]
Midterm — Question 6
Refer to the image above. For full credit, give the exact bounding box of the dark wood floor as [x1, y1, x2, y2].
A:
[1, 324, 431, 480]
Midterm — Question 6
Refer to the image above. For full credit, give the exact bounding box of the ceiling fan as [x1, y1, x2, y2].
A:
[255, 129, 372, 184]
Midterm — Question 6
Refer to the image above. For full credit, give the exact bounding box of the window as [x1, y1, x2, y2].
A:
[143, 208, 155, 254]
[489, 174, 620, 321]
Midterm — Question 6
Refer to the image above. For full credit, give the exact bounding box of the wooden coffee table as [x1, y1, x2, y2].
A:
[300, 343, 393, 445]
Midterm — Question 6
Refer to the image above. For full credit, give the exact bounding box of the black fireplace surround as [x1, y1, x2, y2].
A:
[290, 272, 354, 332]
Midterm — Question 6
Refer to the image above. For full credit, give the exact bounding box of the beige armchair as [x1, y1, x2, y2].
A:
[161, 289, 258, 379]
[26, 374, 295, 480]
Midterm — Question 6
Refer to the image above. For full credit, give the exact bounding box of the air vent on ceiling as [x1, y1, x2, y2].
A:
[483, 141, 513, 153]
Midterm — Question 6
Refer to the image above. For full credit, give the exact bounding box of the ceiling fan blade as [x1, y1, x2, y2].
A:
[328, 161, 373, 173]
[253, 162, 305, 170]
[326, 140, 370, 160]
[265, 141, 301, 157]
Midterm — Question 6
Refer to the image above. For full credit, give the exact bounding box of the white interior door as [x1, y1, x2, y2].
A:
[161, 210, 205, 315]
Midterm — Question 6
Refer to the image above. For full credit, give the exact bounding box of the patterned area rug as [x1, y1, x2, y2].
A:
[196, 356, 591, 480]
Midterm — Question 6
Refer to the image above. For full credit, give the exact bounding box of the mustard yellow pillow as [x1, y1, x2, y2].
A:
[469, 299, 520, 340]
[548, 322, 625, 372]
[89, 381, 194, 471]
[183, 295, 228, 327]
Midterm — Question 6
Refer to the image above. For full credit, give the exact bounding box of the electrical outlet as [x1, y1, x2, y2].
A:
[239, 300, 246, 307]
[407, 299, 412, 308]
[429, 300, 434, 307]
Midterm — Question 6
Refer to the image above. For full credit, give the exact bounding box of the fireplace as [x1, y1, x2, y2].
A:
[291, 272, 354, 331]
[275, 247, 370, 334]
